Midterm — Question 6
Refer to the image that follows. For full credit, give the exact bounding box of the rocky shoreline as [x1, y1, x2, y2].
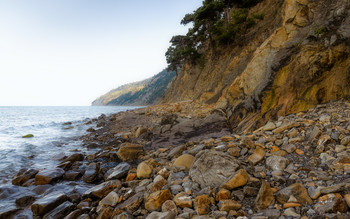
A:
[3, 100, 350, 218]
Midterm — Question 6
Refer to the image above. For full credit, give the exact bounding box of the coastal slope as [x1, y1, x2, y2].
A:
[92, 69, 175, 106]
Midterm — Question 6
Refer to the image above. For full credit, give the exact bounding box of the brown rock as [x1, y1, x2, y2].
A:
[344, 194, 350, 208]
[97, 207, 113, 219]
[125, 173, 137, 182]
[31, 191, 68, 215]
[145, 189, 172, 211]
[162, 200, 178, 215]
[43, 201, 75, 219]
[194, 194, 214, 215]
[117, 143, 144, 161]
[248, 147, 266, 165]
[216, 188, 231, 201]
[146, 211, 175, 219]
[99, 191, 119, 207]
[314, 193, 347, 214]
[35, 168, 65, 185]
[82, 162, 99, 183]
[173, 192, 193, 208]
[276, 183, 312, 205]
[273, 122, 299, 134]
[104, 162, 130, 181]
[137, 162, 153, 179]
[150, 178, 168, 193]
[255, 180, 274, 210]
[12, 168, 38, 186]
[218, 200, 242, 212]
[116, 193, 143, 212]
[83, 180, 121, 199]
[221, 169, 248, 190]
[173, 154, 195, 170]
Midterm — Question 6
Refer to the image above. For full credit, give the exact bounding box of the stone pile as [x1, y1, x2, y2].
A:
[3, 100, 350, 218]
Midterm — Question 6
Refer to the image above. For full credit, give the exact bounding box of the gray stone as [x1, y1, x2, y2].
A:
[262, 122, 276, 131]
[284, 208, 300, 217]
[282, 144, 296, 153]
[99, 191, 119, 207]
[115, 192, 143, 212]
[189, 150, 239, 188]
[82, 162, 99, 183]
[146, 211, 175, 219]
[104, 162, 130, 180]
[266, 156, 289, 171]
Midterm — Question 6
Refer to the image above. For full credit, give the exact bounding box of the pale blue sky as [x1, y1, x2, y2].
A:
[0, 0, 202, 106]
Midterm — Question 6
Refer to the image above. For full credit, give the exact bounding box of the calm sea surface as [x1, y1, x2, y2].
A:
[0, 106, 138, 181]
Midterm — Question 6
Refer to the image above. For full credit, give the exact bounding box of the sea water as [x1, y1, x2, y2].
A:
[0, 106, 138, 182]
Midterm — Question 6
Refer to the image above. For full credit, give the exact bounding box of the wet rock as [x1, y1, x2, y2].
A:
[83, 180, 121, 199]
[174, 192, 193, 208]
[137, 162, 153, 179]
[104, 162, 130, 180]
[77, 214, 90, 219]
[221, 169, 248, 190]
[82, 162, 99, 183]
[266, 156, 289, 171]
[173, 154, 195, 170]
[145, 189, 172, 211]
[35, 168, 65, 185]
[113, 212, 133, 219]
[194, 194, 214, 215]
[0, 207, 20, 219]
[254, 180, 274, 210]
[63, 153, 84, 163]
[97, 207, 113, 219]
[117, 143, 144, 161]
[146, 211, 175, 219]
[15, 194, 36, 207]
[189, 150, 240, 189]
[64, 209, 82, 219]
[314, 193, 347, 214]
[12, 168, 38, 186]
[43, 201, 75, 219]
[31, 191, 68, 215]
[248, 147, 266, 165]
[276, 183, 312, 204]
[162, 200, 178, 215]
[64, 171, 82, 181]
[218, 200, 242, 211]
[99, 191, 119, 207]
[115, 192, 143, 212]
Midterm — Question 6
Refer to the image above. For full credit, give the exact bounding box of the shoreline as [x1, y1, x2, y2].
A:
[2, 100, 350, 218]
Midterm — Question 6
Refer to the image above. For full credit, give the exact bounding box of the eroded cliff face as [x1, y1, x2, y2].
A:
[162, 0, 350, 132]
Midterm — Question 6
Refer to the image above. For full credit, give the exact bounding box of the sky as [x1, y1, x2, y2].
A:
[0, 0, 202, 106]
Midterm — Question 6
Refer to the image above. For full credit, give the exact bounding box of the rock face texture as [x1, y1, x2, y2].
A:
[161, 0, 350, 131]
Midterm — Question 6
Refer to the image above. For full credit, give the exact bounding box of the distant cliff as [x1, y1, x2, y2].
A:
[92, 69, 176, 106]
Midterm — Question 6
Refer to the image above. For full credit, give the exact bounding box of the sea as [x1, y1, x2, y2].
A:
[0, 106, 139, 212]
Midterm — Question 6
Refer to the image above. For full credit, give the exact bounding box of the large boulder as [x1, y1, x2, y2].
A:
[117, 143, 144, 161]
[31, 191, 68, 215]
[12, 168, 38, 186]
[104, 162, 130, 180]
[35, 168, 65, 185]
[189, 150, 240, 188]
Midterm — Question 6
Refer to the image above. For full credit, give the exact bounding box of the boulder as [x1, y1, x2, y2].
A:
[255, 180, 274, 210]
[15, 194, 36, 207]
[137, 162, 153, 179]
[194, 194, 214, 215]
[31, 191, 68, 215]
[314, 193, 347, 214]
[221, 169, 248, 190]
[218, 199, 242, 212]
[82, 162, 99, 183]
[145, 189, 172, 211]
[173, 192, 193, 208]
[173, 154, 195, 170]
[104, 162, 130, 180]
[146, 211, 175, 219]
[35, 168, 65, 185]
[83, 180, 121, 199]
[115, 192, 144, 212]
[189, 150, 240, 189]
[276, 183, 312, 204]
[12, 168, 38, 186]
[43, 201, 75, 219]
[117, 143, 144, 161]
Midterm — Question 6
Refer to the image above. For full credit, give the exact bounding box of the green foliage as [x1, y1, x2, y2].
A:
[22, 134, 34, 138]
[166, 0, 263, 71]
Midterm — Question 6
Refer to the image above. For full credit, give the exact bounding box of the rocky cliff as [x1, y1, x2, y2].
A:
[92, 69, 175, 106]
[161, 0, 350, 131]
